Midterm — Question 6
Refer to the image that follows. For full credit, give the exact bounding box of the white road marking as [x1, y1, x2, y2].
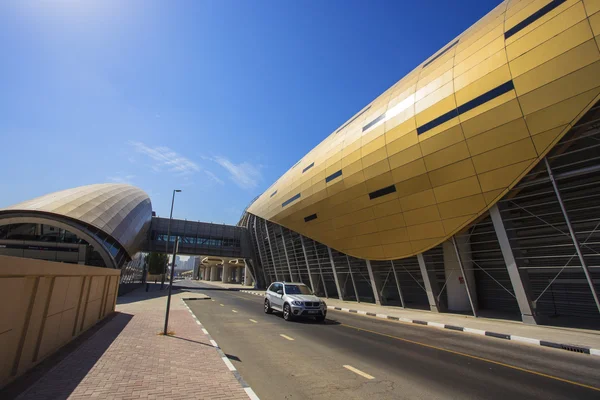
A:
[464, 327, 486, 336]
[510, 335, 540, 345]
[210, 339, 219, 347]
[232, 310, 238, 313]
[249, 319, 258, 323]
[244, 387, 260, 400]
[280, 334, 295, 341]
[222, 356, 236, 371]
[220, 304, 224, 306]
[195, 320, 201, 325]
[202, 328, 209, 334]
[343, 365, 374, 380]
[428, 322, 445, 328]
[211, 299, 215, 302]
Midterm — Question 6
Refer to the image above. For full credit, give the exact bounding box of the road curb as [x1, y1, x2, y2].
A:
[181, 299, 261, 400]
[326, 305, 599, 357]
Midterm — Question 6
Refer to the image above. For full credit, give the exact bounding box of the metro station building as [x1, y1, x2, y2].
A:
[2, 0, 600, 325]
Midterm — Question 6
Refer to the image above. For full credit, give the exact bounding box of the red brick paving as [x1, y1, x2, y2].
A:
[18, 290, 249, 400]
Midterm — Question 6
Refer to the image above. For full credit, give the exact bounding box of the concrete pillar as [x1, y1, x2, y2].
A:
[221, 265, 229, 283]
[210, 266, 219, 281]
[365, 260, 381, 305]
[442, 236, 478, 313]
[417, 253, 445, 313]
[236, 267, 243, 283]
[327, 247, 343, 300]
[244, 264, 253, 286]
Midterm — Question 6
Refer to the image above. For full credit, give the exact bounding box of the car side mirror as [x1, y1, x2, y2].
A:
[276, 290, 283, 295]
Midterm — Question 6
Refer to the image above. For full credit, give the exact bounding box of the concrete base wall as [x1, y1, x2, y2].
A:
[0, 255, 120, 389]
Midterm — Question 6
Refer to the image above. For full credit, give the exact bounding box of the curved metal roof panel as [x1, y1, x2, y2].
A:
[0, 183, 152, 257]
[248, 0, 600, 260]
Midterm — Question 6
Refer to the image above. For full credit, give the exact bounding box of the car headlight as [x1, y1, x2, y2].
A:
[291, 301, 303, 306]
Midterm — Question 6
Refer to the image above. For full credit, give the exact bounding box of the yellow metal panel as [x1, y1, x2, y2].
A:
[343, 137, 362, 155]
[383, 242, 413, 258]
[461, 98, 523, 138]
[455, 21, 504, 64]
[466, 118, 530, 156]
[385, 119, 417, 144]
[363, 159, 391, 181]
[589, 10, 600, 36]
[361, 147, 388, 169]
[459, 91, 517, 123]
[419, 125, 464, 156]
[379, 227, 410, 245]
[349, 194, 372, 213]
[507, 3, 588, 62]
[585, 0, 600, 15]
[411, 238, 444, 254]
[326, 180, 346, 197]
[391, 158, 428, 184]
[478, 160, 534, 192]
[472, 138, 537, 174]
[454, 44, 507, 90]
[437, 194, 486, 219]
[348, 233, 381, 249]
[415, 83, 455, 120]
[325, 161, 342, 177]
[342, 159, 363, 177]
[386, 131, 419, 157]
[433, 176, 482, 203]
[532, 125, 568, 154]
[399, 189, 437, 212]
[428, 159, 477, 188]
[443, 215, 474, 235]
[376, 213, 407, 232]
[362, 135, 386, 157]
[352, 220, 380, 236]
[424, 141, 471, 171]
[347, 245, 385, 260]
[404, 205, 442, 226]
[396, 174, 432, 198]
[517, 59, 600, 114]
[325, 153, 342, 169]
[455, 64, 512, 106]
[417, 115, 461, 140]
[373, 198, 403, 218]
[506, 0, 577, 44]
[343, 170, 366, 189]
[365, 172, 395, 193]
[525, 87, 600, 134]
[362, 124, 385, 146]
[407, 221, 446, 241]
[388, 143, 423, 170]
[342, 148, 361, 168]
[416, 68, 454, 102]
[483, 189, 505, 205]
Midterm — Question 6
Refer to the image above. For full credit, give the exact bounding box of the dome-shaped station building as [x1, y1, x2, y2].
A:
[239, 0, 600, 324]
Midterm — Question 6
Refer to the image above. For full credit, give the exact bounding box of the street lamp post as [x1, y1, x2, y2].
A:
[164, 236, 179, 335]
[161, 189, 182, 290]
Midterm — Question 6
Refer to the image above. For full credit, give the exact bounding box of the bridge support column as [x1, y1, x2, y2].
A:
[244, 264, 253, 286]
[210, 266, 219, 281]
[222, 265, 229, 283]
[236, 267, 243, 283]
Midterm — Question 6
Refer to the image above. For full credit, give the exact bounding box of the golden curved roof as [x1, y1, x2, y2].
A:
[0, 183, 152, 257]
[248, 0, 600, 260]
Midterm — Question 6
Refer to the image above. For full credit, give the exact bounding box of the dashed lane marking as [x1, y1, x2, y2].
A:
[280, 334, 295, 341]
[210, 339, 219, 348]
[232, 310, 238, 313]
[343, 365, 374, 380]
[249, 319, 258, 323]
[220, 304, 224, 306]
[202, 328, 209, 335]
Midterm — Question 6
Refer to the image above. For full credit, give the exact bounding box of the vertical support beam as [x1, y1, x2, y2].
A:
[264, 222, 280, 281]
[390, 261, 405, 308]
[252, 217, 270, 286]
[346, 255, 360, 303]
[451, 236, 478, 317]
[417, 253, 443, 312]
[490, 204, 539, 324]
[327, 247, 343, 300]
[365, 259, 381, 305]
[313, 242, 328, 298]
[279, 225, 295, 281]
[300, 235, 317, 292]
[544, 158, 600, 314]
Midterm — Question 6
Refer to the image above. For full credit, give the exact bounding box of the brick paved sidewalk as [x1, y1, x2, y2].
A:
[17, 287, 249, 400]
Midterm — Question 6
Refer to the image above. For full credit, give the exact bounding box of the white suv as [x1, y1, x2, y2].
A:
[264, 282, 327, 322]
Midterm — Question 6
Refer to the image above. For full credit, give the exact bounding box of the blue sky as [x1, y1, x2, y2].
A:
[0, 0, 500, 224]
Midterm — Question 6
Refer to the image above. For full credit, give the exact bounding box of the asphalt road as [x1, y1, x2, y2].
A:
[177, 281, 600, 400]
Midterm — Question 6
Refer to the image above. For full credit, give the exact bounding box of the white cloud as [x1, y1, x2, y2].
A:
[213, 156, 262, 189]
[128, 141, 200, 175]
[107, 175, 136, 185]
[204, 170, 225, 185]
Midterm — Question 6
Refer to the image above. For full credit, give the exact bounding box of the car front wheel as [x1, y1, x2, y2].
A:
[264, 299, 273, 314]
[283, 303, 293, 321]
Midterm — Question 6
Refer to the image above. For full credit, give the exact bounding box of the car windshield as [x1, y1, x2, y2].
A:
[285, 285, 312, 295]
